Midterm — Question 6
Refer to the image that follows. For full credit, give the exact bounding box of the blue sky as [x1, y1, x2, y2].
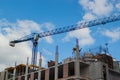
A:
[0, 0, 120, 71]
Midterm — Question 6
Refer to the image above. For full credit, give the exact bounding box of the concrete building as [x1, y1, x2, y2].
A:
[1, 56, 120, 80]
[0, 42, 120, 80]
[0, 54, 120, 80]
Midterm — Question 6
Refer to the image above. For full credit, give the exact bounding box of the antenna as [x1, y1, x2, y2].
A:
[105, 43, 109, 54]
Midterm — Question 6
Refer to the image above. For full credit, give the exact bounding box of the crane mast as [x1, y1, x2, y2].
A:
[9, 14, 120, 67]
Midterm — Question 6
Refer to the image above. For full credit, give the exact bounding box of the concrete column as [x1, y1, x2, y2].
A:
[1, 71, 5, 80]
[13, 62, 16, 80]
[75, 39, 80, 80]
[25, 57, 29, 80]
[55, 46, 58, 80]
[5, 70, 8, 80]
[106, 64, 110, 80]
[45, 69, 49, 80]
[38, 53, 42, 80]
[63, 63, 68, 78]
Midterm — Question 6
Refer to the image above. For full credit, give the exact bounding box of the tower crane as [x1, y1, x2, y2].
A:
[9, 14, 120, 67]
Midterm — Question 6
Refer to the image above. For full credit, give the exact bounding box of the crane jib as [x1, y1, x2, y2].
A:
[38, 14, 120, 38]
[9, 13, 120, 67]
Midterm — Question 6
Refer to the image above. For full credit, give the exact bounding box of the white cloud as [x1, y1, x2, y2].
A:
[42, 48, 52, 56]
[0, 19, 54, 71]
[63, 0, 100, 46]
[102, 27, 120, 42]
[63, 0, 118, 47]
[0, 32, 32, 71]
[79, 0, 113, 16]
[116, 3, 120, 9]
[41, 22, 55, 30]
[44, 36, 53, 44]
[63, 28, 94, 46]
[83, 13, 96, 20]
[17, 20, 42, 32]
[73, 0, 117, 47]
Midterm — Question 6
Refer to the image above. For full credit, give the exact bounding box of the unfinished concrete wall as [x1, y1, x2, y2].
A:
[85, 62, 104, 80]
[113, 61, 120, 72]
[63, 63, 68, 78]
[49, 67, 55, 80]
[68, 62, 75, 76]
[58, 65, 63, 79]
[2, 61, 120, 80]
[80, 63, 89, 78]
[41, 70, 45, 80]
[18, 76, 21, 80]
[109, 70, 120, 80]
[45, 69, 49, 80]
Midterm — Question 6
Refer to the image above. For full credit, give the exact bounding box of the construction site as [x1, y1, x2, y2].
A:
[0, 14, 120, 80]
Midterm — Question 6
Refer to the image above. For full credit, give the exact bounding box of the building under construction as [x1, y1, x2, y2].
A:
[0, 41, 120, 80]
[1, 14, 120, 80]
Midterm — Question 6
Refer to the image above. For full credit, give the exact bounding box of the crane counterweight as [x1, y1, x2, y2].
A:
[9, 42, 15, 47]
